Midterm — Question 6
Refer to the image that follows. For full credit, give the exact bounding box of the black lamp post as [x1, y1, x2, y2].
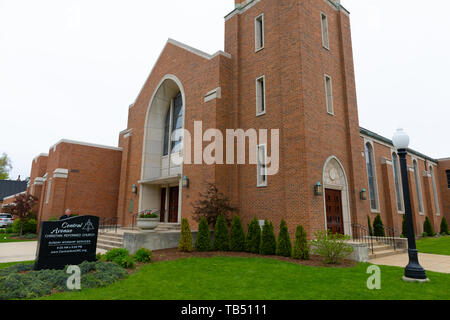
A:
[392, 128, 428, 282]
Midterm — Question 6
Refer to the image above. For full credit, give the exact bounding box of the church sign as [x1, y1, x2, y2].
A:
[34, 215, 99, 270]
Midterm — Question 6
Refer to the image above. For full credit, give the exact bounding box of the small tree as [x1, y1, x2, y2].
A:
[292, 224, 309, 260]
[309, 230, 354, 264]
[230, 215, 245, 252]
[178, 218, 193, 252]
[373, 214, 385, 237]
[195, 217, 211, 252]
[4, 193, 37, 236]
[423, 216, 434, 237]
[0, 153, 12, 180]
[213, 214, 229, 251]
[192, 183, 238, 227]
[401, 214, 408, 238]
[367, 216, 373, 236]
[440, 217, 449, 235]
[245, 218, 261, 254]
[260, 220, 276, 255]
[276, 219, 292, 257]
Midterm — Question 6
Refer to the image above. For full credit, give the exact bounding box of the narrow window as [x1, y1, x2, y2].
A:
[321, 13, 330, 49]
[257, 144, 267, 187]
[171, 93, 183, 153]
[365, 143, 379, 211]
[324, 75, 334, 114]
[163, 108, 170, 156]
[45, 178, 52, 204]
[446, 170, 450, 188]
[255, 14, 264, 51]
[430, 166, 440, 215]
[392, 152, 404, 212]
[256, 76, 266, 115]
[413, 160, 424, 214]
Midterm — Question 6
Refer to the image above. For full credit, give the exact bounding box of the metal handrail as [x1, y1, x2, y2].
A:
[351, 223, 374, 254]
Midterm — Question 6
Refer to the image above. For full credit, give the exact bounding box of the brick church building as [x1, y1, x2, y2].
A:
[8, 0, 449, 238]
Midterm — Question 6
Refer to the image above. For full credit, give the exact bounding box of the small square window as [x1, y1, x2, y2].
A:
[321, 13, 330, 50]
[255, 14, 264, 51]
[256, 76, 266, 115]
[324, 75, 334, 114]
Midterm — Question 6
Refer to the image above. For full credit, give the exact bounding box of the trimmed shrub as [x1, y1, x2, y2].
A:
[134, 248, 152, 263]
[422, 232, 428, 237]
[276, 219, 292, 257]
[230, 215, 245, 252]
[309, 230, 353, 264]
[195, 217, 211, 252]
[245, 218, 261, 254]
[102, 248, 135, 268]
[292, 224, 309, 260]
[260, 220, 276, 255]
[178, 218, 193, 252]
[214, 214, 230, 251]
[367, 216, 373, 236]
[401, 214, 408, 238]
[423, 217, 434, 237]
[440, 217, 449, 235]
[373, 214, 385, 237]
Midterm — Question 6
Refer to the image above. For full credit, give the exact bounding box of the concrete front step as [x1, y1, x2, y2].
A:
[155, 223, 181, 231]
[97, 239, 123, 247]
[98, 232, 124, 239]
[369, 249, 407, 260]
[97, 243, 122, 251]
[98, 234, 124, 242]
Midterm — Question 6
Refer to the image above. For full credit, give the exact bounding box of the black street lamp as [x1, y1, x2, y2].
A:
[392, 128, 429, 282]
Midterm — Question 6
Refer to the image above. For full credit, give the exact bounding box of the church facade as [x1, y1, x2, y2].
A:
[10, 0, 449, 238]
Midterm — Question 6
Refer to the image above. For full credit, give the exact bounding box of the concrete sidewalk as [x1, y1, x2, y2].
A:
[371, 252, 450, 274]
[0, 242, 106, 263]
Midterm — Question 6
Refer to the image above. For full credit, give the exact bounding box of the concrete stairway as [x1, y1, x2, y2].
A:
[369, 242, 407, 260]
[97, 232, 124, 251]
[154, 223, 181, 232]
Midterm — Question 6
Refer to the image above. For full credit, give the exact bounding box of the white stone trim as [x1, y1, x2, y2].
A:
[204, 87, 222, 102]
[225, 0, 261, 21]
[53, 168, 69, 179]
[34, 177, 46, 186]
[50, 139, 122, 152]
[33, 153, 48, 163]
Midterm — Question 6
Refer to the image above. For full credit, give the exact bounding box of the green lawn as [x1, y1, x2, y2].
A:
[0, 233, 37, 243]
[39, 257, 450, 300]
[416, 236, 450, 256]
[0, 261, 34, 270]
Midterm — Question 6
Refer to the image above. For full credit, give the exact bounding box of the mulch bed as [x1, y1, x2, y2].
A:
[148, 248, 356, 268]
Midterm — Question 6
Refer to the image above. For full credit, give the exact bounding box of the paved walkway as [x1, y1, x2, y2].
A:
[0, 242, 106, 263]
[371, 252, 450, 274]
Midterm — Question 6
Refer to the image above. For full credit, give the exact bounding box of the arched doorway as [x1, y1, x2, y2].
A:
[322, 156, 352, 236]
[139, 75, 185, 224]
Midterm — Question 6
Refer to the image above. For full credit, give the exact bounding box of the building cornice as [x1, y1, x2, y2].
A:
[50, 139, 122, 152]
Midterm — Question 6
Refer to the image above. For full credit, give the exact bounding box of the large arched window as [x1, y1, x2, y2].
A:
[392, 152, 404, 212]
[430, 165, 440, 215]
[413, 160, 424, 214]
[365, 142, 379, 210]
[162, 92, 183, 156]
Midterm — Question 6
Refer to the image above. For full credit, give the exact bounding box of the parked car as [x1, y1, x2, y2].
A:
[0, 213, 13, 228]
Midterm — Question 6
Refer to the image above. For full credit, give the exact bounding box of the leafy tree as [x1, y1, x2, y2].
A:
[423, 216, 434, 237]
[440, 217, 449, 235]
[367, 215, 373, 236]
[260, 220, 276, 255]
[178, 218, 193, 252]
[230, 215, 245, 252]
[195, 217, 211, 252]
[192, 183, 238, 227]
[292, 224, 309, 260]
[0, 153, 12, 180]
[3, 193, 37, 236]
[213, 214, 229, 251]
[245, 218, 261, 254]
[276, 219, 292, 257]
[373, 214, 385, 237]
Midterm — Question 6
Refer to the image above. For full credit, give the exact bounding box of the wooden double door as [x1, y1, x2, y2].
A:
[160, 186, 179, 223]
[325, 189, 344, 235]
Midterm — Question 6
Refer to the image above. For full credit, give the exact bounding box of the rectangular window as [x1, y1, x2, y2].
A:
[447, 170, 450, 188]
[256, 76, 266, 115]
[255, 14, 264, 51]
[324, 75, 334, 114]
[257, 144, 267, 187]
[45, 178, 52, 204]
[321, 13, 330, 49]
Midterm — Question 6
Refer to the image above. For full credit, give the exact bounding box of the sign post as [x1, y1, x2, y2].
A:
[34, 215, 99, 270]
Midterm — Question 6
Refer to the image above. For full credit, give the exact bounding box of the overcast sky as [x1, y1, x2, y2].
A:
[0, 0, 449, 180]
